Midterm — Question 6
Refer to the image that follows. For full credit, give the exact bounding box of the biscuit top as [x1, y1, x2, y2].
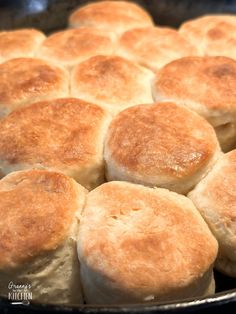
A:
[0, 58, 68, 113]
[0, 169, 86, 269]
[105, 102, 219, 179]
[37, 28, 115, 67]
[189, 150, 236, 235]
[119, 27, 198, 71]
[69, 1, 153, 33]
[0, 98, 109, 168]
[0, 29, 46, 62]
[71, 55, 153, 112]
[180, 15, 236, 57]
[78, 181, 218, 297]
[154, 56, 236, 112]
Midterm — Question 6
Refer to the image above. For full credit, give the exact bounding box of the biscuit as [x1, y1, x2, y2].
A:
[0, 29, 45, 63]
[118, 27, 198, 71]
[179, 15, 236, 57]
[0, 58, 69, 117]
[78, 181, 218, 304]
[0, 98, 111, 190]
[189, 149, 236, 277]
[37, 28, 115, 70]
[153, 56, 236, 152]
[104, 102, 220, 194]
[71, 55, 154, 116]
[69, 1, 153, 35]
[0, 169, 87, 304]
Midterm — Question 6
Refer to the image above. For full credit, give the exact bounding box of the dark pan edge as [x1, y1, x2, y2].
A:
[1, 289, 236, 313]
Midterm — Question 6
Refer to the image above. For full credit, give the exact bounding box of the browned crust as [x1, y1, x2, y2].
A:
[0, 169, 85, 269]
[0, 29, 45, 61]
[180, 15, 236, 57]
[154, 56, 236, 112]
[69, 1, 153, 31]
[190, 150, 236, 229]
[105, 102, 218, 178]
[79, 181, 218, 297]
[37, 28, 114, 65]
[0, 98, 108, 167]
[71, 55, 153, 109]
[0, 58, 68, 112]
[119, 27, 198, 70]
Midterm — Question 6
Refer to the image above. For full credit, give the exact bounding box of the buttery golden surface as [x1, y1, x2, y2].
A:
[119, 27, 198, 71]
[154, 56, 236, 111]
[0, 58, 69, 116]
[189, 149, 236, 277]
[71, 55, 153, 115]
[78, 181, 218, 303]
[153, 56, 236, 152]
[37, 28, 115, 69]
[0, 98, 110, 189]
[0, 169, 84, 269]
[0, 29, 45, 62]
[104, 102, 220, 193]
[180, 15, 236, 57]
[69, 1, 153, 34]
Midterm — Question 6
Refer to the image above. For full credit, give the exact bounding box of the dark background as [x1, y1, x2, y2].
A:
[1, 0, 236, 33]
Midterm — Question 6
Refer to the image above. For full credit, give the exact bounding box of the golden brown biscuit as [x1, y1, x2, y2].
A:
[153, 56, 236, 152]
[179, 15, 236, 57]
[69, 1, 154, 35]
[104, 102, 220, 194]
[78, 181, 218, 304]
[188, 150, 236, 277]
[0, 98, 111, 190]
[71, 55, 154, 115]
[37, 28, 116, 70]
[0, 169, 87, 304]
[118, 27, 198, 71]
[0, 58, 69, 117]
[0, 29, 46, 63]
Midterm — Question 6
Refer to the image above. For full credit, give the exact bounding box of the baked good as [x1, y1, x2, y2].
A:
[188, 150, 236, 277]
[71, 55, 154, 115]
[0, 169, 87, 304]
[0, 98, 111, 190]
[37, 28, 115, 70]
[118, 26, 198, 71]
[78, 181, 218, 304]
[0, 58, 69, 117]
[104, 102, 221, 194]
[69, 1, 154, 35]
[179, 15, 236, 57]
[0, 29, 46, 63]
[153, 56, 236, 152]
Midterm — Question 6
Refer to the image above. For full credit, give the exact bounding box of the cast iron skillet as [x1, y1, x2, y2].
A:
[0, 0, 236, 313]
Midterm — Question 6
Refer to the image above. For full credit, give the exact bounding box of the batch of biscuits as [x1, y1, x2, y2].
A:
[0, 0, 235, 306]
